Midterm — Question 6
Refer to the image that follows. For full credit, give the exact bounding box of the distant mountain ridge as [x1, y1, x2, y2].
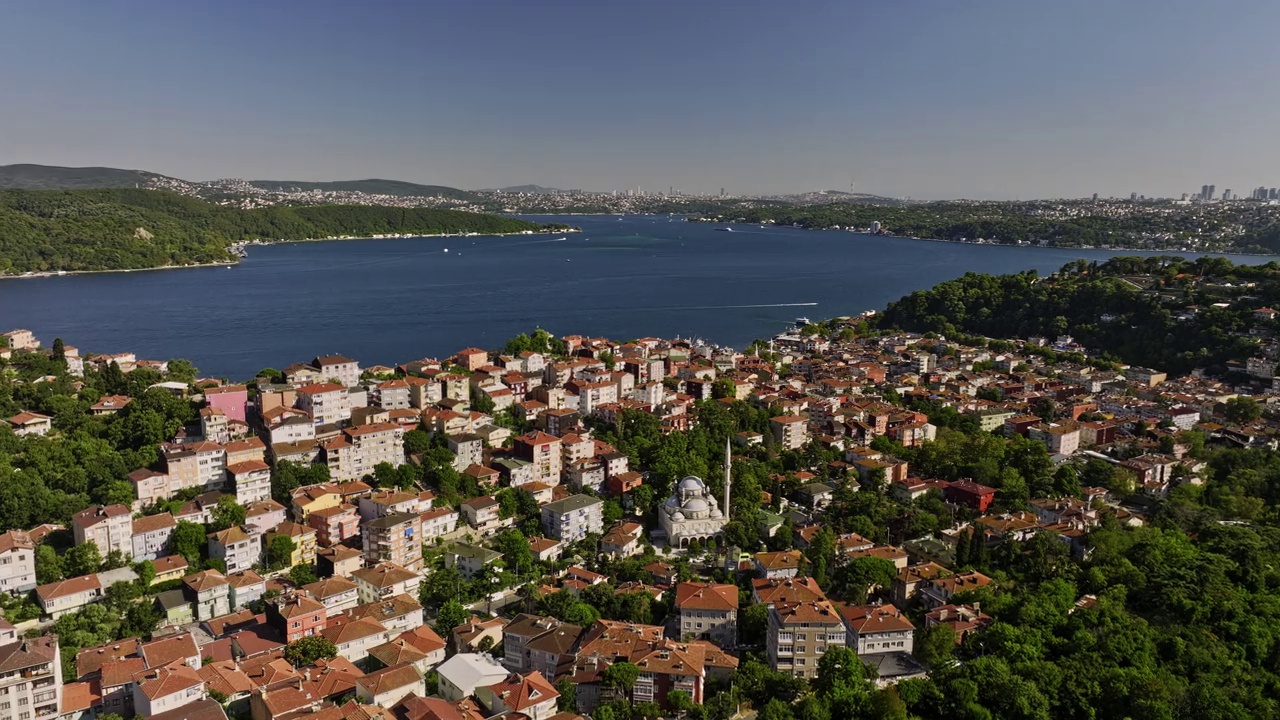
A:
[493, 184, 564, 194]
[0, 165, 478, 200]
[246, 178, 478, 201]
[0, 164, 162, 190]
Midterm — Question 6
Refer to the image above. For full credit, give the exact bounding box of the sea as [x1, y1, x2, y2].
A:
[0, 215, 1272, 380]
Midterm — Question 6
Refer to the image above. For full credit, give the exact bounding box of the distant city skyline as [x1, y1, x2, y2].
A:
[4, 1, 1280, 200]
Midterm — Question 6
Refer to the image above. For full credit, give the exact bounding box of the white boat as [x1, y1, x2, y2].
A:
[715, 227, 734, 232]
[795, 317, 812, 326]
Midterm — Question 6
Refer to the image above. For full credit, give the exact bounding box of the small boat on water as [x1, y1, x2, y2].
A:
[795, 317, 812, 326]
[715, 227, 734, 232]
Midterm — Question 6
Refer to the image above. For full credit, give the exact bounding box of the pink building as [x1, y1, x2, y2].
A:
[204, 385, 249, 423]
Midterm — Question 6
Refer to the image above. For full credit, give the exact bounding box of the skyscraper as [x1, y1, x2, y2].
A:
[1201, 185, 1211, 201]
[1223, 189, 1232, 201]
[1208, 184, 1216, 201]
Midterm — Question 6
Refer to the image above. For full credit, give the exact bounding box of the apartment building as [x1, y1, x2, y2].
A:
[766, 599, 846, 679]
[303, 577, 360, 617]
[361, 512, 423, 572]
[372, 379, 412, 410]
[447, 434, 484, 472]
[1028, 421, 1081, 456]
[314, 355, 361, 388]
[351, 563, 421, 604]
[267, 591, 328, 643]
[307, 504, 361, 547]
[199, 408, 229, 444]
[460, 496, 503, 535]
[0, 531, 36, 595]
[127, 469, 171, 510]
[445, 544, 503, 580]
[513, 432, 563, 486]
[540, 495, 604, 542]
[266, 521, 318, 567]
[130, 513, 176, 562]
[72, 504, 133, 557]
[419, 504, 460, 538]
[207, 526, 262, 575]
[325, 422, 405, 482]
[163, 442, 226, 493]
[357, 490, 422, 522]
[0, 632, 62, 720]
[35, 576, 102, 619]
[841, 604, 915, 655]
[130, 661, 205, 717]
[675, 582, 739, 650]
[226, 460, 271, 504]
[296, 383, 350, 426]
[182, 570, 230, 622]
[769, 415, 810, 451]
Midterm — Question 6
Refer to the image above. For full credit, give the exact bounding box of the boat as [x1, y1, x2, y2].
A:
[795, 317, 812, 326]
[715, 227, 734, 232]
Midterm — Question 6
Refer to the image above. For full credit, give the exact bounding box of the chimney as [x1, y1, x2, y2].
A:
[972, 602, 981, 615]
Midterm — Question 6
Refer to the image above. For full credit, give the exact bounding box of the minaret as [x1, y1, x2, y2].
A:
[723, 436, 732, 520]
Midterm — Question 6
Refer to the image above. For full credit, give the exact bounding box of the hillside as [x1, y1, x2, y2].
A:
[0, 188, 544, 274]
[0, 164, 161, 190]
[494, 184, 564, 194]
[876, 256, 1269, 374]
[247, 178, 478, 200]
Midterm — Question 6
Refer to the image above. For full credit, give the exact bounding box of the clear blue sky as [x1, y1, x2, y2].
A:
[2, 0, 1279, 199]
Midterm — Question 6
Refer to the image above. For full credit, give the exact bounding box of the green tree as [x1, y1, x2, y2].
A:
[172, 521, 207, 566]
[284, 636, 338, 667]
[1223, 396, 1261, 424]
[602, 661, 640, 698]
[759, 699, 796, 720]
[555, 679, 577, 712]
[435, 598, 470, 634]
[35, 544, 63, 584]
[289, 564, 319, 586]
[832, 556, 897, 604]
[210, 496, 246, 532]
[133, 560, 156, 588]
[267, 535, 297, 570]
[914, 624, 956, 669]
[668, 689, 696, 718]
[64, 541, 103, 578]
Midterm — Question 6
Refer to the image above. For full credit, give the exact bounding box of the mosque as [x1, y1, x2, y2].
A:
[657, 439, 731, 549]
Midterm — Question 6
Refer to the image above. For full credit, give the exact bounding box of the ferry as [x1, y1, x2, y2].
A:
[794, 317, 812, 327]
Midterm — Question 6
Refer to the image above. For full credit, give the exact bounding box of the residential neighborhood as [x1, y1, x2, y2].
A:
[0, 313, 1277, 720]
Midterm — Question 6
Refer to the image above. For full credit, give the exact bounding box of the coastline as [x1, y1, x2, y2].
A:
[0, 227, 579, 281]
[688, 219, 1278, 257]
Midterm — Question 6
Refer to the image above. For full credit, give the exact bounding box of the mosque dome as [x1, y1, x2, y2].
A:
[683, 498, 710, 515]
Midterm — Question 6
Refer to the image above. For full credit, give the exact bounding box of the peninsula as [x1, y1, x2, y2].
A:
[0, 188, 568, 275]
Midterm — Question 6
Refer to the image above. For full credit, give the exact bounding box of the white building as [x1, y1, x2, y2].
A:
[72, 504, 133, 558]
[540, 494, 604, 542]
[0, 531, 37, 595]
[436, 653, 510, 702]
[0, 629, 61, 720]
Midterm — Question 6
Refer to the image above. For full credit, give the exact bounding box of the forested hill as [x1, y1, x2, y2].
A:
[246, 179, 478, 201]
[0, 188, 544, 274]
[876, 256, 1278, 374]
[0, 164, 161, 190]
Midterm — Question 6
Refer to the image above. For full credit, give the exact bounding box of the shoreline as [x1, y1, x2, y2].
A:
[0, 227, 579, 281]
[688, 219, 1279, 257]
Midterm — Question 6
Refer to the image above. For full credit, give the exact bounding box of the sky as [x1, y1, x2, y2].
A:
[2, 0, 1280, 199]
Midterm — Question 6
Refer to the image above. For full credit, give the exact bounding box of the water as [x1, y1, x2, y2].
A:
[0, 215, 1270, 380]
